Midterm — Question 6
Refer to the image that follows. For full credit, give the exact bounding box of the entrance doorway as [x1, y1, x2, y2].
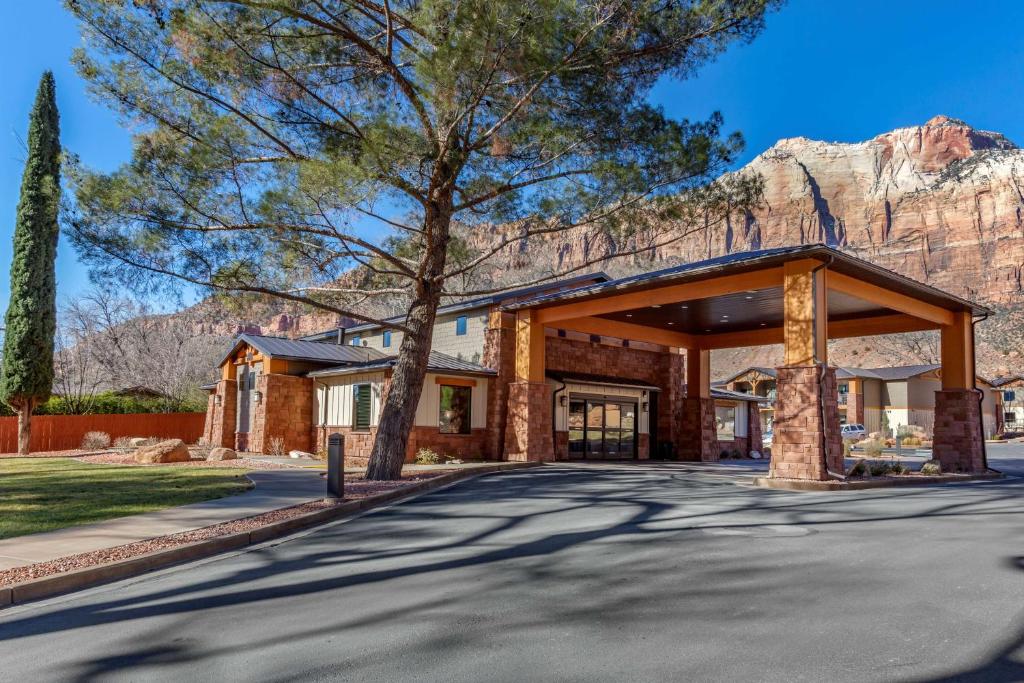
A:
[567, 398, 637, 459]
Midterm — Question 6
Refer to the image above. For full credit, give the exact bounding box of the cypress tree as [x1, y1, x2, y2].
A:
[0, 72, 61, 454]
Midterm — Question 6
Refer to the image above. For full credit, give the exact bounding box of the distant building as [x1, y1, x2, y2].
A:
[991, 375, 1024, 433]
[717, 365, 1000, 437]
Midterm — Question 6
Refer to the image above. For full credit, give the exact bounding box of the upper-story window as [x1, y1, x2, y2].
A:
[350, 335, 361, 346]
[382, 330, 392, 347]
[455, 316, 468, 336]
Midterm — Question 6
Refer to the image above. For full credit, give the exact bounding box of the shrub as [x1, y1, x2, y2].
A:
[842, 441, 852, 458]
[266, 436, 286, 456]
[848, 459, 868, 477]
[862, 439, 884, 457]
[920, 460, 942, 475]
[112, 436, 133, 450]
[415, 448, 444, 465]
[729, 448, 743, 459]
[901, 436, 922, 447]
[869, 462, 892, 477]
[81, 431, 111, 450]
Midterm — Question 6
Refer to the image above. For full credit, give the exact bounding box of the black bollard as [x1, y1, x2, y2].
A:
[327, 432, 344, 497]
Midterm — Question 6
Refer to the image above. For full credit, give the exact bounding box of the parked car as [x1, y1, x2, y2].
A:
[841, 424, 866, 441]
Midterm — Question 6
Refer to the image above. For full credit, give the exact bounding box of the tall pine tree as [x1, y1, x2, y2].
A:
[1, 72, 61, 454]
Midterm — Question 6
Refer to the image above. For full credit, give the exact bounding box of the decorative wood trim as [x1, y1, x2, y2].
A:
[434, 376, 477, 388]
[828, 271, 955, 326]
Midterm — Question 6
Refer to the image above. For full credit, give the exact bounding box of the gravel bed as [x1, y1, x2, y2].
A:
[74, 452, 302, 470]
[0, 449, 107, 459]
[0, 471, 453, 587]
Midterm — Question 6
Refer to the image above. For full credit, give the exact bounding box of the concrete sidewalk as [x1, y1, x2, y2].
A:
[0, 469, 326, 571]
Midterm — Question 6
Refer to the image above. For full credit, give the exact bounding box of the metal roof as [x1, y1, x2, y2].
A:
[300, 271, 610, 341]
[547, 371, 663, 392]
[711, 388, 770, 403]
[502, 244, 991, 317]
[307, 351, 496, 378]
[220, 334, 390, 367]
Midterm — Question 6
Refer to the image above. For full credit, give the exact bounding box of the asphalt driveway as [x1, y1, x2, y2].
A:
[1, 447, 1022, 682]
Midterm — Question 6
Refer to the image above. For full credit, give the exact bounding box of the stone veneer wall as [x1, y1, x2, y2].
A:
[504, 382, 554, 461]
[770, 365, 843, 480]
[313, 425, 489, 467]
[933, 389, 986, 473]
[205, 379, 237, 449]
[845, 389, 864, 425]
[250, 373, 314, 454]
[679, 397, 717, 461]
[483, 311, 516, 461]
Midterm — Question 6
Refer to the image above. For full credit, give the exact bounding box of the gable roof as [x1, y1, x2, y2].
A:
[300, 271, 610, 341]
[220, 334, 390, 367]
[502, 244, 990, 316]
[308, 351, 495, 378]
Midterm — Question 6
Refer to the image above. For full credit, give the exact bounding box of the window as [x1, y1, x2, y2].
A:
[350, 335, 361, 346]
[1006, 412, 1017, 425]
[352, 384, 372, 430]
[715, 404, 736, 440]
[455, 316, 468, 336]
[439, 384, 472, 434]
[382, 330, 392, 347]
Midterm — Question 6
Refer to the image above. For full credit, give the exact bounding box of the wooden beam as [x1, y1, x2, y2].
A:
[827, 271, 955, 326]
[829, 314, 940, 339]
[783, 259, 828, 366]
[535, 267, 784, 324]
[515, 309, 545, 382]
[940, 311, 974, 390]
[434, 376, 477, 387]
[554, 316, 698, 349]
[687, 349, 711, 399]
[702, 327, 783, 350]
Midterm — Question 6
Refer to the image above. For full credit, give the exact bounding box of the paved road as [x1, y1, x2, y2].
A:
[1, 447, 1023, 682]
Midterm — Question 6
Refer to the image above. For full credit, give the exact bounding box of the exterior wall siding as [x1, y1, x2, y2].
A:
[348, 310, 489, 363]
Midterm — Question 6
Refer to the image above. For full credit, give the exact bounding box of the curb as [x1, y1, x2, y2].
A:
[753, 471, 1005, 491]
[0, 462, 539, 608]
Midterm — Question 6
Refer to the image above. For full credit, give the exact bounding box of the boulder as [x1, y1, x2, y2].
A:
[135, 439, 190, 464]
[207, 447, 238, 461]
[288, 450, 316, 459]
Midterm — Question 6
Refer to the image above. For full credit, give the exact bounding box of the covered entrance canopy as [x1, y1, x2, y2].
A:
[502, 245, 992, 480]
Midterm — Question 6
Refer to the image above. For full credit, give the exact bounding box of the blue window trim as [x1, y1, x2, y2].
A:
[350, 335, 360, 346]
[455, 316, 468, 336]
[382, 330, 392, 347]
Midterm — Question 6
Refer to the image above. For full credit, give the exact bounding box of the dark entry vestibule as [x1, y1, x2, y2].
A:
[568, 398, 638, 459]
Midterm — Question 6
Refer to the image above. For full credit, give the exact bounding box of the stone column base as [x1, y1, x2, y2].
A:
[933, 389, 986, 473]
[679, 397, 717, 462]
[503, 382, 554, 462]
[770, 365, 843, 481]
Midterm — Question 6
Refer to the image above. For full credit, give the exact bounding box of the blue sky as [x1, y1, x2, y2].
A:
[1, 0, 1023, 311]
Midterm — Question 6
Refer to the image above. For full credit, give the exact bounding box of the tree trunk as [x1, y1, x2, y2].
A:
[365, 191, 453, 481]
[16, 400, 33, 455]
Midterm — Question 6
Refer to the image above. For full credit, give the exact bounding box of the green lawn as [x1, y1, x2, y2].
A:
[0, 458, 252, 540]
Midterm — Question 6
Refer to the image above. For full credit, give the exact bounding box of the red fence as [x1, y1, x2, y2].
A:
[0, 412, 206, 454]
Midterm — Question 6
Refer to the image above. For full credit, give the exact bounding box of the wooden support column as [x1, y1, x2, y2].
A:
[934, 311, 985, 472]
[940, 311, 974, 390]
[686, 348, 710, 399]
[515, 309, 545, 382]
[783, 259, 828, 366]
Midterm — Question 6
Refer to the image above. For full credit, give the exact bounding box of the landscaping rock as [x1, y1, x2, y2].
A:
[920, 459, 942, 476]
[749, 450, 762, 459]
[288, 450, 316, 459]
[134, 439, 190, 464]
[207, 447, 238, 461]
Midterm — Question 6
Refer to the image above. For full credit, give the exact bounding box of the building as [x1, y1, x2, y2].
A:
[719, 364, 1000, 437]
[203, 244, 991, 480]
[991, 375, 1024, 433]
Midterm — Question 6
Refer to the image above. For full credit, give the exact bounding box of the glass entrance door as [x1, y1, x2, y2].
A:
[567, 398, 638, 459]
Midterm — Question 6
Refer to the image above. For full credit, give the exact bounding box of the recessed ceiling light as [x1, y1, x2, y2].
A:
[681, 305, 688, 309]
[667, 321, 674, 325]
[651, 304, 661, 309]
[745, 296, 754, 300]
[705, 329, 711, 332]
[626, 314, 633, 318]
[760, 323, 767, 327]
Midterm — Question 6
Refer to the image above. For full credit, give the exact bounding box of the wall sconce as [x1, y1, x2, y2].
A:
[642, 401, 649, 412]
[559, 395, 568, 407]
[253, 390, 263, 404]
[214, 395, 222, 407]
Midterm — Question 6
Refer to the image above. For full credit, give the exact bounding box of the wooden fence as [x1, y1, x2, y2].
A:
[0, 412, 206, 454]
